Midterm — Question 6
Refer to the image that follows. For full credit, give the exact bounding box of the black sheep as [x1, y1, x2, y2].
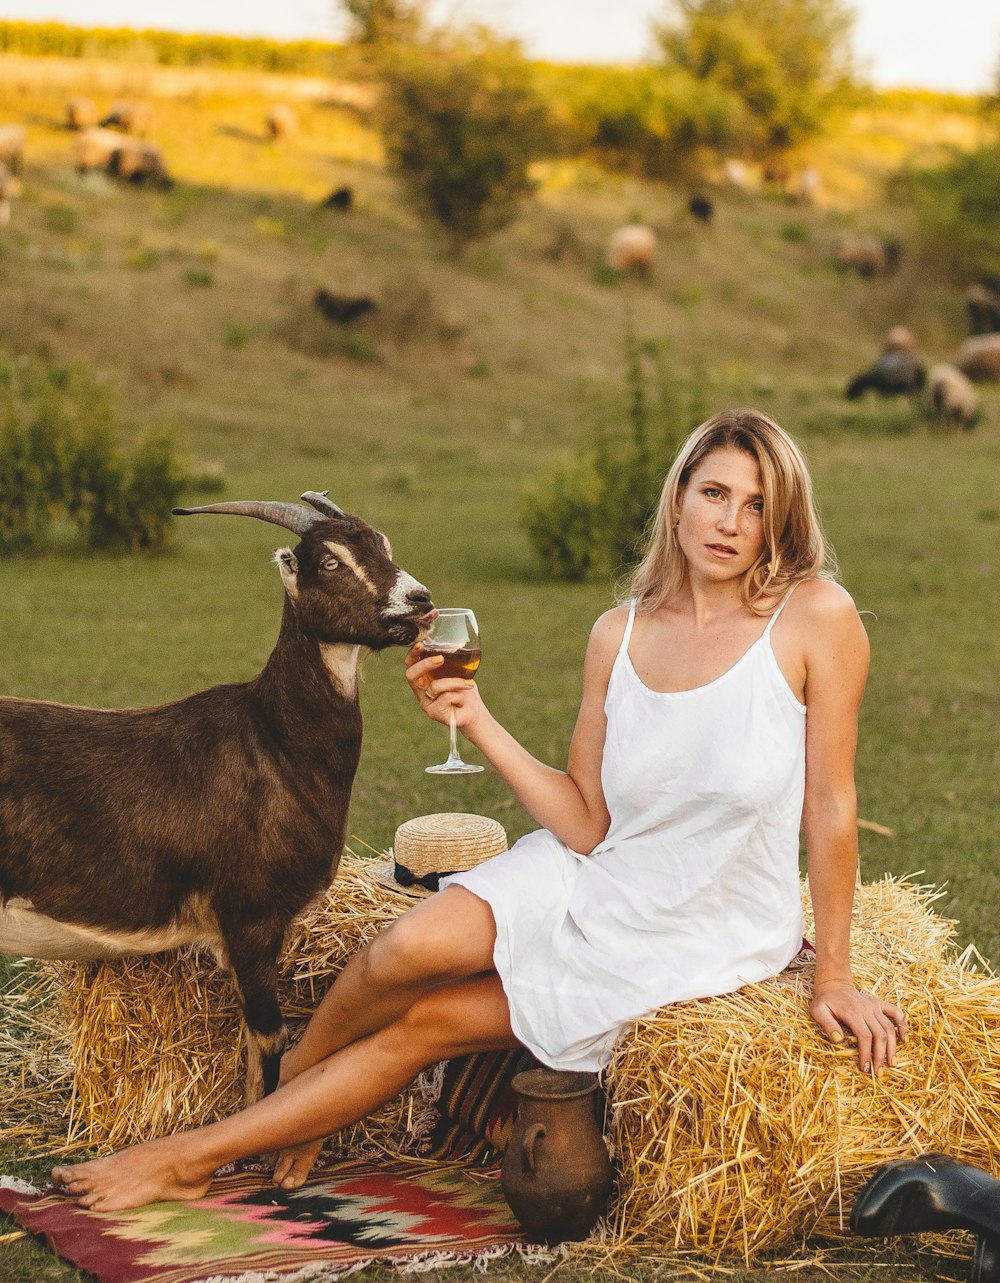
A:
[688, 195, 713, 223]
[314, 288, 377, 324]
[845, 350, 926, 400]
[321, 186, 354, 211]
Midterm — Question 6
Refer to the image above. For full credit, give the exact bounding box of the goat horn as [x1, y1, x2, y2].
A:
[301, 490, 345, 518]
[172, 500, 321, 537]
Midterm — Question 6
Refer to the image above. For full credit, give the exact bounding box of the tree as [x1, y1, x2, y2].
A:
[655, 0, 856, 156]
[340, 0, 422, 46]
[377, 28, 555, 253]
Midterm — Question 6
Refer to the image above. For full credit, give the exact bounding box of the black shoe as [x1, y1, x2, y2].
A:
[851, 1153, 1000, 1241]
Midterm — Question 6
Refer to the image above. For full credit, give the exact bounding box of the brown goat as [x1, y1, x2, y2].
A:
[0, 492, 435, 1101]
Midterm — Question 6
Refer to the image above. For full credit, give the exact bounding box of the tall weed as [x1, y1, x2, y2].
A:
[522, 318, 704, 580]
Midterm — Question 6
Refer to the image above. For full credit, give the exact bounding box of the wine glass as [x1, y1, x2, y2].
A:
[414, 608, 484, 775]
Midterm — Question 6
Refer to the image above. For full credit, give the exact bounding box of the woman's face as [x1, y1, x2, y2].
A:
[674, 447, 767, 583]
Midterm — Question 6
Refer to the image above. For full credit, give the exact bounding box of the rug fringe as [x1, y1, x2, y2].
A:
[0, 1175, 40, 1195]
[191, 1239, 551, 1283]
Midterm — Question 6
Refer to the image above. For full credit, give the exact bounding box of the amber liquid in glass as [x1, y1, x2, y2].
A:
[414, 641, 482, 681]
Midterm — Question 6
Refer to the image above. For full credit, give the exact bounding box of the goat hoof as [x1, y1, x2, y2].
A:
[972, 1237, 1000, 1283]
[851, 1153, 1000, 1242]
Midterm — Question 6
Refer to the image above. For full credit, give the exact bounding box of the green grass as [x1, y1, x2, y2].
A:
[0, 56, 997, 1283]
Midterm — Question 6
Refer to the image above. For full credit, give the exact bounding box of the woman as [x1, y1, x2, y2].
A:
[53, 408, 906, 1212]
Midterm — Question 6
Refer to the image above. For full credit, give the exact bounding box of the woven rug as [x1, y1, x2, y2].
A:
[0, 1050, 542, 1283]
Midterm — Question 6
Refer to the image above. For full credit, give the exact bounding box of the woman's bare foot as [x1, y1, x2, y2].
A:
[52, 1137, 213, 1212]
[271, 1137, 324, 1190]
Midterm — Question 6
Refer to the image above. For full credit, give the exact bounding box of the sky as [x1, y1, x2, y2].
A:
[5, 0, 999, 95]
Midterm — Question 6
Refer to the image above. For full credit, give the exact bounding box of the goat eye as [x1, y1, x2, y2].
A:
[322, 557, 340, 571]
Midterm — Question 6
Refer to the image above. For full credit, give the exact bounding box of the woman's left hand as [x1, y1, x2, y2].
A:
[810, 979, 907, 1073]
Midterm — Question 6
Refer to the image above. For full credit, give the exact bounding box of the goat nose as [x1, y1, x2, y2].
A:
[408, 587, 433, 610]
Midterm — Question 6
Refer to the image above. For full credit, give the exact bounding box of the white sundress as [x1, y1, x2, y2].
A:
[443, 595, 808, 1073]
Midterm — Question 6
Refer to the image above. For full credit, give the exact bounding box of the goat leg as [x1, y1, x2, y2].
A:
[225, 925, 289, 1104]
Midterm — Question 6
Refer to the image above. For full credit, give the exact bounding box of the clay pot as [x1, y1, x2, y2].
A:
[500, 1067, 613, 1243]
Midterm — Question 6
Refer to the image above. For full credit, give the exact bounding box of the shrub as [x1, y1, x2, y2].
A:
[0, 353, 184, 553]
[376, 28, 556, 253]
[222, 320, 255, 349]
[544, 63, 740, 181]
[183, 267, 214, 287]
[522, 320, 704, 581]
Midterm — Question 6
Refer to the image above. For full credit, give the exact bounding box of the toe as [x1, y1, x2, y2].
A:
[281, 1159, 312, 1189]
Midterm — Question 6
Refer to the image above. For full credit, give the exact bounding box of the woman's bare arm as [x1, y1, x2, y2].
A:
[797, 581, 907, 1071]
[406, 608, 625, 854]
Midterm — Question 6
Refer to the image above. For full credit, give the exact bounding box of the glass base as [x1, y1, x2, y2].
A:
[425, 761, 485, 775]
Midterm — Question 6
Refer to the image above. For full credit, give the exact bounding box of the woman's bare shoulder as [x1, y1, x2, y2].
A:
[584, 605, 631, 670]
[786, 578, 860, 625]
[784, 580, 869, 682]
[591, 603, 631, 639]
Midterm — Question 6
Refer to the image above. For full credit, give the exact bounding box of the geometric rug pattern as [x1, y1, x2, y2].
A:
[0, 1158, 526, 1283]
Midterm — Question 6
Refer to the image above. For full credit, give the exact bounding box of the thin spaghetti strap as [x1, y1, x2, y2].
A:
[763, 581, 801, 636]
[618, 600, 637, 657]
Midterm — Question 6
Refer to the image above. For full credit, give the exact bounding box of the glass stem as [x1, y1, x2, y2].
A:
[446, 706, 462, 765]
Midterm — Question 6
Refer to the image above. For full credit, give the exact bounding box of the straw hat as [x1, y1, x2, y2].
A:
[367, 813, 508, 898]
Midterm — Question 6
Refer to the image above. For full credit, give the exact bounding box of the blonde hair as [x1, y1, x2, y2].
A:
[628, 408, 833, 615]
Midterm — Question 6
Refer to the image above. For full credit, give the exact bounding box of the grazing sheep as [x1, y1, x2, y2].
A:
[0, 125, 25, 178]
[923, 363, 979, 429]
[74, 127, 127, 174]
[606, 223, 656, 274]
[65, 97, 98, 130]
[722, 158, 752, 190]
[74, 129, 172, 188]
[834, 234, 901, 279]
[0, 492, 435, 1101]
[100, 100, 153, 135]
[845, 329, 926, 400]
[266, 104, 298, 142]
[688, 195, 713, 223]
[965, 282, 1000, 336]
[108, 138, 173, 188]
[314, 288, 377, 324]
[953, 333, 1000, 382]
[321, 186, 354, 211]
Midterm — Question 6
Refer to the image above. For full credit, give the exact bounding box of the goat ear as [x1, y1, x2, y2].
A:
[274, 547, 299, 596]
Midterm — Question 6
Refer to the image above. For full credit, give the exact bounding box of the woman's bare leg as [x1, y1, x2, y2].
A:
[282, 887, 497, 1077]
[52, 972, 516, 1212]
[269, 886, 498, 1186]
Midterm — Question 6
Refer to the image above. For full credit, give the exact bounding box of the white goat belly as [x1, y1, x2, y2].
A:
[0, 899, 215, 961]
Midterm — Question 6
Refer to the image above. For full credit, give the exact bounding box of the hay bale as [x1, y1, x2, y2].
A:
[606, 877, 1000, 1259]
